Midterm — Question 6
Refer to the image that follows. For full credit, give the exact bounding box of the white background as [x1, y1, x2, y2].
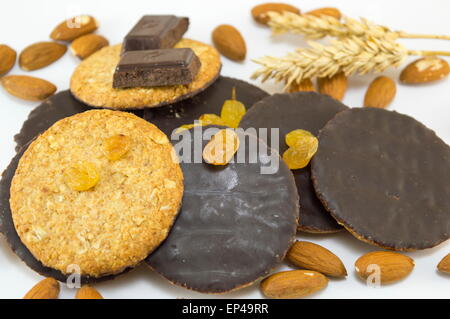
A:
[0, 0, 449, 299]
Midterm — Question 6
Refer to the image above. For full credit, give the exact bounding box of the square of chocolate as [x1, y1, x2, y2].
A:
[113, 48, 201, 88]
[122, 15, 189, 53]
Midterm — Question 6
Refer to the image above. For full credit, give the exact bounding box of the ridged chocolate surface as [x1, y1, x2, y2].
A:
[0, 144, 130, 283]
[240, 92, 348, 233]
[312, 108, 450, 250]
[143, 76, 268, 136]
[146, 126, 298, 293]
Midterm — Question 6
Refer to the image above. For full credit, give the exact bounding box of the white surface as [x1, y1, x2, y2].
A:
[0, 0, 449, 299]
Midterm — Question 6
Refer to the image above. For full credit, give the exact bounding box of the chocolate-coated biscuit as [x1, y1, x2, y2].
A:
[146, 126, 299, 293]
[14, 90, 144, 152]
[311, 107, 450, 250]
[240, 92, 348, 233]
[143, 76, 268, 136]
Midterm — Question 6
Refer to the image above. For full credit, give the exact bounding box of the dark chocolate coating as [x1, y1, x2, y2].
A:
[0, 144, 130, 283]
[122, 15, 189, 52]
[113, 48, 201, 88]
[14, 90, 143, 152]
[240, 92, 348, 233]
[311, 108, 450, 250]
[143, 76, 269, 136]
[147, 126, 299, 293]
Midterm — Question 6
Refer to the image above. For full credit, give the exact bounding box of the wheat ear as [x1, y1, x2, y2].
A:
[268, 11, 450, 41]
[252, 36, 448, 87]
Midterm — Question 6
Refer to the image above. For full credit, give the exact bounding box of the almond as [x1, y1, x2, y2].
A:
[71, 34, 109, 60]
[260, 270, 328, 299]
[305, 7, 342, 20]
[23, 277, 59, 299]
[400, 57, 450, 84]
[286, 241, 347, 278]
[437, 254, 450, 275]
[317, 72, 348, 101]
[364, 76, 397, 109]
[251, 3, 300, 25]
[355, 251, 414, 284]
[50, 15, 98, 41]
[19, 42, 67, 71]
[75, 285, 104, 299]
[288, 79, 315, 92]
[212, 24, 246, 61]
[0, 44, 16, 76]
[2, 75, 57, 101]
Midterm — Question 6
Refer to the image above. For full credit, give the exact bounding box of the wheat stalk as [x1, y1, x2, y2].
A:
[268, 11, 450, 41]
[252, 36, 450, 88]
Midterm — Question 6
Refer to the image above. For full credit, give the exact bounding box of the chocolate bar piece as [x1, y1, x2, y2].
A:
[123, 15, 189, 52]
[113, 48, 201, 88]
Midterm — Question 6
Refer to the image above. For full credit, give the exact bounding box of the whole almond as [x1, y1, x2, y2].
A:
[0, 44, 16, 76]
[305, 7, 342, 20]
[71, 34, 109, 60]
[318, 72, 348, 101]
[286, 241, 347, 278]
[23, 277, 60, 299]
[75, 285, 103, 299]
[50, 15, 98, 41]
[288, 79, 315, 93]
[2, 75, 57, 101]
[400, 57, 450, 84]
[437, 254, 450, 275]
[252, 3, 300, 25]
[212, 24, 246, 61]
[364, 76, 397, 109]
[355, 251, 414, 284]
[260, 270, 328, 299]
[19, 42, 67, 71]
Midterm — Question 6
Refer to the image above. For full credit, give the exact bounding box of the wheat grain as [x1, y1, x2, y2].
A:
[252, 36, 408, 87]
[268, 11, 450, 41]
[268, 11, 393, 40]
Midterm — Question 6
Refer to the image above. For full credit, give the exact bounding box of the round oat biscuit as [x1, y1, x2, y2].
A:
[70, 39, 221, 110]
[9, 110, 183, 278]
[312, 107, 450, 251]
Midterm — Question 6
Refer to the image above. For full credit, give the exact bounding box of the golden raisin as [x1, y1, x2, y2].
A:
[103, 134, 131, 161]
[285, 129, 314, 148]
[220, 88, 246, 128]
[203, 129, 240, 165]
[64, 161, 100, 191]
[199, 114, 226, 126]
[283, 131, 319, 170]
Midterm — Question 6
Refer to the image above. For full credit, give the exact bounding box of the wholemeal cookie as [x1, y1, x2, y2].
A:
[8, 110, 183, 278]
[312, 107, 450, 251]
[144, 76, 268, 136]
[0, 143, 132, 283]
[240, 92, 348, 233]
[70, 39, 221, 109]
[147, 126, 298, 293]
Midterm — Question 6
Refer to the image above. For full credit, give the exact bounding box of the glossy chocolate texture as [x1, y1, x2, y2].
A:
[240, 92, 348, 233]
[147, 126, 299, 293]
[312, 108, 450, 250]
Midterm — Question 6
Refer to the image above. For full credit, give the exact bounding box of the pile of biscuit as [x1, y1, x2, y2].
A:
[0, 15, 449, 299]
